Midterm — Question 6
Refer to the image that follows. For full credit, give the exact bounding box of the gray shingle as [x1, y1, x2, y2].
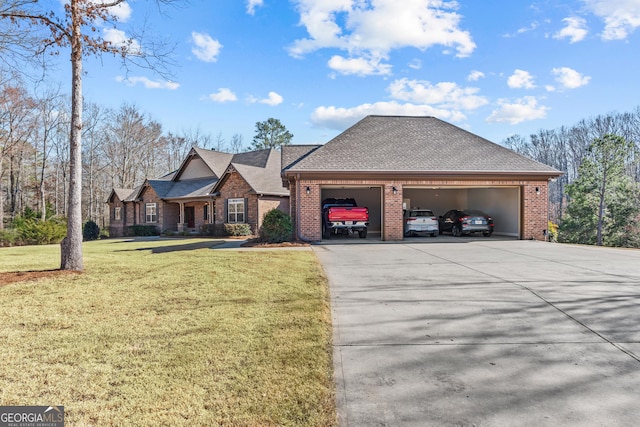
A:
[288, 116, 562, 174]
[164, 178, 217, 199]
[232, 149, 288, 196]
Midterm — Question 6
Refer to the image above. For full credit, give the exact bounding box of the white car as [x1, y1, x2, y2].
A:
[404, 209, 439, 237]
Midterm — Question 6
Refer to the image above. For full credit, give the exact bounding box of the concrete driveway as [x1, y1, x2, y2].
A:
[312, 238, 640, 426]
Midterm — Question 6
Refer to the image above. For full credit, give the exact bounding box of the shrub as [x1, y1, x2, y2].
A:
[199, 223, 228, 237]
[547, 221, 558, 243]
[0, 228, 19, 247]
[17, 217, 67, 245]
[83, 220, 101, 241]
[259, 209, 293, 243]
[224, 223, 252, 236]
[127, 225, 160, 236]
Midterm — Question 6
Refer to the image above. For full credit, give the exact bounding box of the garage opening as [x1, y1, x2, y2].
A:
[403, 187, 521, 237]
[321, 186, 382, 240]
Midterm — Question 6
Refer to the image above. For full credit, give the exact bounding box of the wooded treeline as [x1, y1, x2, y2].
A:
[0, 76, 244, 231]
[503, 108, 640, 219]
[3, 74, 640, 245]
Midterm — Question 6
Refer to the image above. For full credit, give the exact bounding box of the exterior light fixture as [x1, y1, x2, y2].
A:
[535, 187, 540, 195]
[305, 186, 311, 195]
[392, 186, 398, 195]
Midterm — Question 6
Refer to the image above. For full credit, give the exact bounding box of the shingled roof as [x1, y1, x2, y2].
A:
[214, 149, 288, 196]
[285, 116, 562, 176]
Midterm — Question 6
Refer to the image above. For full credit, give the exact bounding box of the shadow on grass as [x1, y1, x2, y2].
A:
[118, 240, 226, 254]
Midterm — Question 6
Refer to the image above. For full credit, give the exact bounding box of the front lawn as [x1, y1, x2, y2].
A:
[0, 238, 335, 426]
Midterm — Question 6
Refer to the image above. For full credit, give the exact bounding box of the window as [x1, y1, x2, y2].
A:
[227, 198, 245, 223]
[114, 207, 122, 221]
[146, 203, 157, 223]
[204, 204, 209, 221]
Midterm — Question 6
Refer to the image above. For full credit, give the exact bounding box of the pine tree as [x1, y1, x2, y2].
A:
[560, 134, 640, 247]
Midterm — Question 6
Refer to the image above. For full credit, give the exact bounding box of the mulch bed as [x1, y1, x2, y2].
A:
[240, 239, 310, 248]
[0, 270, 81, 286]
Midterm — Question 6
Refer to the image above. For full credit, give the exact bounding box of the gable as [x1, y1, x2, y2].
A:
[177, 156, 215, 180]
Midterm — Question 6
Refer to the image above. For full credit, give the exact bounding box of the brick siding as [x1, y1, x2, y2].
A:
[291, 178, 550, 242]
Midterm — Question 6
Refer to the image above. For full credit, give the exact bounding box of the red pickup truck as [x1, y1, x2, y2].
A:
[322, 198, 369, 239]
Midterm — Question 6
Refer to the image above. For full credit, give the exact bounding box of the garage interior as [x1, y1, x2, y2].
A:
[403, 187, 521, 237]
[319, 186, 521, 240]
[321, 187, 382, 239]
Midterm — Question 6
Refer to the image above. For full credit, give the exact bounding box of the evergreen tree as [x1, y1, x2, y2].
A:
[251, 118, 293, 150]
[560, 134, 640, 247]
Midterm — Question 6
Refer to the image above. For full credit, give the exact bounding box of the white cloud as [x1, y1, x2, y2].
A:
[247, 0, 264, 15]
[115, 76, 180, 90]
[289, 0, 475, 76]
[311, 77, 490, 130]
[408, 59, 422, 70]
[191, 32, 223, 63]
[388, 78, 488, 110]
[551, 67, 591, 89]
[103, 28, 141, 54]
[554, 17, 588, 43]
[583, 0, 640, 40]
[250, 91, 284, 106]
[311, 101, 467, 130]
[60, 0, 132, 22]
[467, 70, 485, 81]
[503, 21, 539, 38]
[507, 69, 536, 89]
[208, 88, 237, 103]
[487, 96, 549, 124]
[105, 1, 132, 22]
[328, 55, 392, 76]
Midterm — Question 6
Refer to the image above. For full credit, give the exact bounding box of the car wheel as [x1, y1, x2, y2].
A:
[483, 231, 493, 237]
[431, 233, 437, 237]
[452, 225, 461, 237]
[359, 229, 368, 239]
[323, 225, 331, 239]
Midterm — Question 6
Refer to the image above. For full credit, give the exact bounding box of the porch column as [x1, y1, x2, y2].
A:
[178, 202, 186, 232]
[209, 200, 214, 224]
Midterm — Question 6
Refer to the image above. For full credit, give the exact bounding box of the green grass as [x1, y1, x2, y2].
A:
[0, 238, 336, 426]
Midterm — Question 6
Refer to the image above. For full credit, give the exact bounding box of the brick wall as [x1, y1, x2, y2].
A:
[258, 197, 290, 230]
[216, 171, 259, 233]
[292, 177, 550, 242]
[522, 181, 548, 241]
[384, 183, 404, 240]
[107, 197, 125, 237]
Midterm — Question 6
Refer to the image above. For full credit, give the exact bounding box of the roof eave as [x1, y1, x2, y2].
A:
[284, 169, 564, 179]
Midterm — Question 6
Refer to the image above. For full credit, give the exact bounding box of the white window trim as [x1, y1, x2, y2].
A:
[227, 198, 245, 223]
[114, 206, 122, 221]
[146, 203, 157, 223]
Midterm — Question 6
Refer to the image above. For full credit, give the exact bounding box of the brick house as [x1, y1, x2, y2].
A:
[106, 147, 289, 237]
[282, 115, 563, 242]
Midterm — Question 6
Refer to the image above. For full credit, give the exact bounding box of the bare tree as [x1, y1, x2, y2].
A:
[0, 79, 36, 228]
[33, 86, 64, 221]
[102, 103, 163, 188]
[0, 0, 181, 270]
[230, 133, 244, 154]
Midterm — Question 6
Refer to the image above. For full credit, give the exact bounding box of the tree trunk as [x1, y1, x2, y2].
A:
[61, 1, 84, 271]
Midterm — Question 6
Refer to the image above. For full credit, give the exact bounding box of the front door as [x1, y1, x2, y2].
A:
[185, 206, 195, 228]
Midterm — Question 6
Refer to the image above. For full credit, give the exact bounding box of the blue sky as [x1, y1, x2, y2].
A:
[67, 0, 640, 147]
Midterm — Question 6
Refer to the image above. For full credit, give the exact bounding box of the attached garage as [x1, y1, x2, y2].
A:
[320, 186, 383, 236]
[403, 186, 520, 237]
[282, 115, 562, 242]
